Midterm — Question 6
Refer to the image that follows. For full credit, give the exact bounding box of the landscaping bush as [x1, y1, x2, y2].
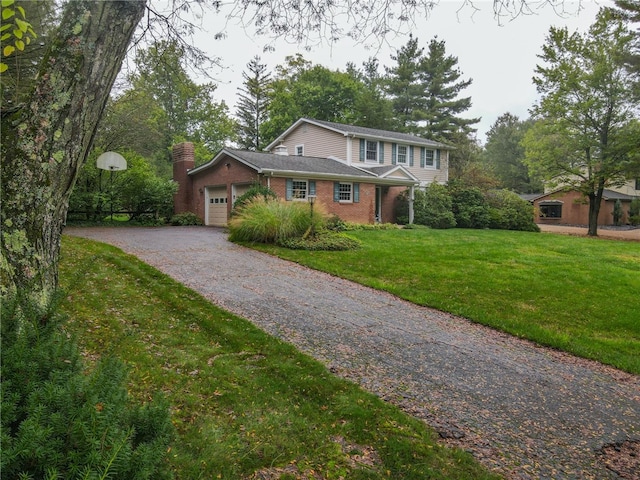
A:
[485, 189, 540, 232]
[278, 231, 362, 250]
[414, 183, 457, 229]
[628, 198, 640, 225]
[170, 212, 203, 226]
[228, 197, 325, 244]
[0, 293, 174, 480]
[232, 184, 278, 212]
[449, 184, 491, 229]
[325, 214, 348, 232]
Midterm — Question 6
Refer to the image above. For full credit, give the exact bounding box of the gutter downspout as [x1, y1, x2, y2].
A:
[409, 185, 415, 225]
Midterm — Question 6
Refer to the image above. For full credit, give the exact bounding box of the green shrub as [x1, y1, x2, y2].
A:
[1, 293, 174, 480]
[228, 198, 325, 244]
[629, 198, 640, 226]
[485, 189, 540, 232]
[326, 214, 348, 232]
[278, 231, 362, 250]
[343, 222, 399, 231]
[414, 183, 456, 229]
[170, 212, 203, 226]
[232, 184, 278, 212]
[449, 185, 491, 229]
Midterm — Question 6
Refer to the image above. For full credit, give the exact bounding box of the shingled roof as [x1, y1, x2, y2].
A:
[266, 117, 452, 151]
[189, 148, 418, 186]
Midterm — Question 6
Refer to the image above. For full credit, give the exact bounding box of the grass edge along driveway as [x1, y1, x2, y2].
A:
[59, 235, 499, 480]
[253, 228, 640, 375]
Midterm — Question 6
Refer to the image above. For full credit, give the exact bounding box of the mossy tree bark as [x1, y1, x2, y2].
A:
[1, 0, 146, 302]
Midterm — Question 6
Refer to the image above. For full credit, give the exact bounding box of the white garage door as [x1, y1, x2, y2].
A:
[206, 186, 228, 226]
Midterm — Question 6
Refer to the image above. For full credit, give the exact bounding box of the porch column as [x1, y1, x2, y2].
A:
[409, 185, 415, 225]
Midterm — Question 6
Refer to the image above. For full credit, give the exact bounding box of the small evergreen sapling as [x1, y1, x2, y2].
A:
[0, 293, 174, 480]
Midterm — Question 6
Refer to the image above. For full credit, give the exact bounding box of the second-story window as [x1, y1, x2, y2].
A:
[424, 149, 435, 168]
[397, 145, 408, 164]
[295, 145, 304, 156]
[366, 141, 378, 162]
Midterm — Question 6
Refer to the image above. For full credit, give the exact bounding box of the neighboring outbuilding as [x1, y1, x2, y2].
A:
[173, 118, 454, 226]
[524, 181, 639, 226]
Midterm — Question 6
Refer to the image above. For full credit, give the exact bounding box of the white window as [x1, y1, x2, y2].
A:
[295, 144, 304, 156]
[338, 182, 352, 202]
[365, 141, 378, 162]
[424, 149, 435, 168]
[292, 180, 308, 199]
[397, 145, 408, 164]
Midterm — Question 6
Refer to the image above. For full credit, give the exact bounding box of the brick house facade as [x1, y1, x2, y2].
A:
[173, 145, 417, 226]
[529, 187, 639, 226]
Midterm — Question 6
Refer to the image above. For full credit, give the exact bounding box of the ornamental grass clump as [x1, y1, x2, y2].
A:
[228, 197, 326, 244]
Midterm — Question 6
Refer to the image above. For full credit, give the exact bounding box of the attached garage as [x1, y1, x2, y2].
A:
[232, 183, 252, 205]
[206, 186, 228, 226]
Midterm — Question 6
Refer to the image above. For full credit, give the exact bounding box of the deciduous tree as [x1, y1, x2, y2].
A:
[484, 113, 542, 193]
[524, 8, 639, 236]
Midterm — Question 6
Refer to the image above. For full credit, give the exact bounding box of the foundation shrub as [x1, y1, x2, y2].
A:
[629, 198, 640, 225]
[170, 212, 203, 226]
[485, 190, 540, 232]
[278, 231, 362, 250]
[0, 293, 174, 480]
[232, 184, 278, 212]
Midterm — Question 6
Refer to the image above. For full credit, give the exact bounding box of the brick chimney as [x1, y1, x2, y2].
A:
[172, 142, 195, 214]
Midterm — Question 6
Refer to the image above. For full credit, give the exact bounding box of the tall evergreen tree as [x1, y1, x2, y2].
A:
[385, 36, 479, 140]
[384, 35, 426, 131]
[236, 56, 272, 150]
[420, 37, 480, 140]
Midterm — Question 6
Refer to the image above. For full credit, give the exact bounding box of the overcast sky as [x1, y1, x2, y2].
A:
[190, 1, 609, 144]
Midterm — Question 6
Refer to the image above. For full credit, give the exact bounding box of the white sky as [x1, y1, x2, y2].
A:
[189, 1, 609, 144]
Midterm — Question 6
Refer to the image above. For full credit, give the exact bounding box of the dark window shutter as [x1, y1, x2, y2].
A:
[309, 180, 316, 196]
[409, 145, 414, 167]
[354, 183, 360, 203]
[359, 139, 365, 162]
[286, 178, 293, 200]
[391, 143, 397, 165]
[333, 182, 340, 202]
[436, 149, 441, 169]
[420, 147, 425, 168]
[378, 141, 384, 164]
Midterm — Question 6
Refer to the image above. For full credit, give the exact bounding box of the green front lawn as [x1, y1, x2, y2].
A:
[59, 236, 499, 479]
[253, 228, 640, 374]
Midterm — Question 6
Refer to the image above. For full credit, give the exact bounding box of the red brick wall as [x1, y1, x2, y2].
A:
[189, 158, 261, 222]
[172, 143, 195, 214]
[269, 178, 376, 223]
[173, 144, 405, 225]
[382, 186, 406, 224]
[534, 190, 630, 226]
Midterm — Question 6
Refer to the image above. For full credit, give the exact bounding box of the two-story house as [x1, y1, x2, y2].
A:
[173, 118, 452, 227]
[265, 118, 451, 188]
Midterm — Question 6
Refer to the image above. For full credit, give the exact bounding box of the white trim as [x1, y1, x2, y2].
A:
[337, 182, 353, 203]
[295, 144, 304, 156]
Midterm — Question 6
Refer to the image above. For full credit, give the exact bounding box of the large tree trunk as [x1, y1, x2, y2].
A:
[587, 185, 605, 236]
[1, 0, 146, 303]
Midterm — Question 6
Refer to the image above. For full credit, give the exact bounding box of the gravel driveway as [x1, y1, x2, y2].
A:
[65, 226, 640, 479]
